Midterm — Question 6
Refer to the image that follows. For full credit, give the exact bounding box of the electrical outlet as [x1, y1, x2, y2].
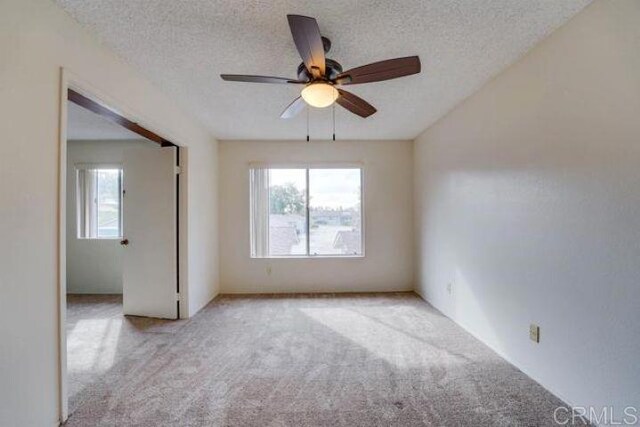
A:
[446, 282, 452, 294]
[529, 324, 540, 343]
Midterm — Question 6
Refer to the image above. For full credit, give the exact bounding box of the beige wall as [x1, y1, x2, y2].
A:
[0, 0, 219, 424]
[219, 140, 414, 293]
[413, 0, 640, 416]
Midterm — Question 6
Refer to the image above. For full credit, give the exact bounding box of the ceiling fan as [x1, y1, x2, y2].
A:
[221, 15, 421, 119]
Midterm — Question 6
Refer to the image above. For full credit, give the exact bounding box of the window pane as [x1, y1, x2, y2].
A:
[96, 169, 121, 238]
[309, 169, 362, 255]
[268, 169, 307, 256]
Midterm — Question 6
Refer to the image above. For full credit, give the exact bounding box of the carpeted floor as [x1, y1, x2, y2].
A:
[65, 293, 581, 426]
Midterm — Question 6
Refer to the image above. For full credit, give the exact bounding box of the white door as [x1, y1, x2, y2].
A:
[122, 146, 178, 319]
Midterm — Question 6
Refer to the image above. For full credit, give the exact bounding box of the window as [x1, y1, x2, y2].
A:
[76, 166, 123, 239]
[250, 166, 363, 258]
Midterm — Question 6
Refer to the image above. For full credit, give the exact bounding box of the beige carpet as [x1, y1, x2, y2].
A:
[65, 293, 581, 426]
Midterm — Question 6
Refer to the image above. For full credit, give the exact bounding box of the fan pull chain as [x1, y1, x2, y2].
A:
[332, 104, 336, 141]
[306, 107, 310, 142]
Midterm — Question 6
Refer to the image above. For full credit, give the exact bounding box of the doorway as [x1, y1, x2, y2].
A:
[59, 82, 184, 421]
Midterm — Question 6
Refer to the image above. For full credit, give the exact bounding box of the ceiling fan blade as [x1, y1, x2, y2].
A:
[221, 74, 305, 84]
[335, 56, 421, 85]
[280, 96, 306, 119]
[287, 15, 326, 77]
[336, 89, 376, 118]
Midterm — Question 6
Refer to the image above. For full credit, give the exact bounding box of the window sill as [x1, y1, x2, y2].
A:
[77, 237, 123, 241]
[251, 255, 365, 259]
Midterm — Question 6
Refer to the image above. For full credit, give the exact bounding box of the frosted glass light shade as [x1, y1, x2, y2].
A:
[301, 83, 338, 108]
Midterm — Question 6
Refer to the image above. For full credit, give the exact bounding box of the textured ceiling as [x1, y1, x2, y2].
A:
[67, 101, 143, 140]
[56, 0, 591, 140]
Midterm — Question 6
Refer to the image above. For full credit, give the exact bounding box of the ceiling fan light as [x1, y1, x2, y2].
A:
[301, 83, 338, 108]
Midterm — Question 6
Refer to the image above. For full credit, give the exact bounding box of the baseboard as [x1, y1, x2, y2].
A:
[219, 285, 415, 294]
[217, 289, 415, 296]
[66, 292, 123, 295]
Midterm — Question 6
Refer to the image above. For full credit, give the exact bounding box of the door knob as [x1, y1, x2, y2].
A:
[120, 238, 129, 246]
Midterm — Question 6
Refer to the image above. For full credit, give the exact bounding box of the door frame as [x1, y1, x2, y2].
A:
[57, 68, 188, 422]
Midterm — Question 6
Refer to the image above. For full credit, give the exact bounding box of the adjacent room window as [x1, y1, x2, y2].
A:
[76, 166, 123, 239]
[250, 166, 363, 258]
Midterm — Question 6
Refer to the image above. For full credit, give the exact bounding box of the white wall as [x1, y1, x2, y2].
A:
[0, 0, 219, 424]
[413, 0, 640, 418]
[219, 140, 413, 294]
[66, 139, 156, 294]
[184, 140, 220, 316]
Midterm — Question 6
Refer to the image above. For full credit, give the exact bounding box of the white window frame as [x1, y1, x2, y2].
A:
[249, 162, 365, 259]
[75, 163, 123, 240]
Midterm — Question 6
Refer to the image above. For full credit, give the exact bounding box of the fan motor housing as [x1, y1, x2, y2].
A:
[296, 36, 342, 81]
[297, 58, 343, 81]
